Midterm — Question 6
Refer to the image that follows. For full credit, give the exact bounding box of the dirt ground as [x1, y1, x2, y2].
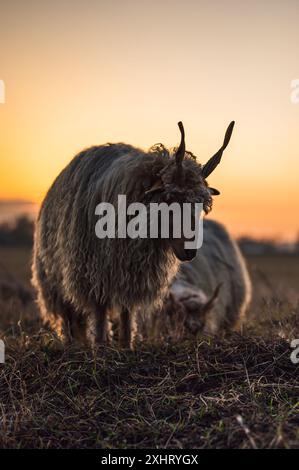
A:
[0, 247, 298, 448]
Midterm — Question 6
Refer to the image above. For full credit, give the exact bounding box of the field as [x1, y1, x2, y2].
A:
[0, 247, 298, 448]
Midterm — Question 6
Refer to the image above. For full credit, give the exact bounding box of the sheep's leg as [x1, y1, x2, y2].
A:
[57, 301, 88, 344]
[88, 305, 109, 347]
[119, 308, 136, 349]
[64, 313, 88, 345]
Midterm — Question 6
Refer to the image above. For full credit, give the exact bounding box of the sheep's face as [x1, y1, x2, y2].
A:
[167, 161, 213, 262]
[145, 158, 213, 262]
[144, 121, 235, 262]
[166, 284, 220, 335]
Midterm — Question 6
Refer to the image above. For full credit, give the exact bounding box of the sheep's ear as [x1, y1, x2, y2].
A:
[145, 179, 164, 195]
[209, 187, 220, 196]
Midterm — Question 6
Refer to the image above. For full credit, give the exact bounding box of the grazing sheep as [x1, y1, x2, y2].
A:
[32, 122, 235, 348]
[152, 219, 252, 338]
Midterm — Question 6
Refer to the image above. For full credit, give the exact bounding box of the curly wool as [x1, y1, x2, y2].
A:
[32, 142, 212, 335]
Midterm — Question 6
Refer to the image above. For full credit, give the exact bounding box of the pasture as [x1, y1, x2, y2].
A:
[0, 247, 298, 448]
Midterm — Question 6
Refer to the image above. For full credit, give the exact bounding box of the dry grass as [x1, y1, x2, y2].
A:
[0, 247, 298, 448]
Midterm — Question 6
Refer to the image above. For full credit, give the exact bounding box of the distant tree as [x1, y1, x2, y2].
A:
[12, 216, 34, 246]
[238, 236, 278, 256]
[0, 215, 34, 246]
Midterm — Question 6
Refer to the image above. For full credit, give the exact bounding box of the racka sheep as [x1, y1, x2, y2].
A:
[151, 219, 251, 338]
[32, 121, 234, 348]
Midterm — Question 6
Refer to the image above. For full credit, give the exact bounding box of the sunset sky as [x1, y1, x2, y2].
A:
[0, 0, 298, 240]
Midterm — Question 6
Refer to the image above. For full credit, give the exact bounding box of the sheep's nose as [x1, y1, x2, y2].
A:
[174, 248, 197, 262]
[182, 249, 197, 262]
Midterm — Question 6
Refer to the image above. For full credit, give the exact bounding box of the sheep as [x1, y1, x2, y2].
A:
[148, 219, 251, 339]
[32, 121, 235, 349]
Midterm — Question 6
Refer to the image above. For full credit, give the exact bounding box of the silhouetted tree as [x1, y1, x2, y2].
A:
[0, 216, 34, 246]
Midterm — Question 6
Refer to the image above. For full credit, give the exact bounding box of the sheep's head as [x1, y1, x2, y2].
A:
[145, 121, 235, 262]
[165, 284, 221, 335]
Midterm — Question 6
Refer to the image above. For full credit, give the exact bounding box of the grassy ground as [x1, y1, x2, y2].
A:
[0, 247, 298, 448]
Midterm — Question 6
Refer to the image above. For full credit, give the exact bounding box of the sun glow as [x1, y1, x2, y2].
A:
[0, 0, 298, 240]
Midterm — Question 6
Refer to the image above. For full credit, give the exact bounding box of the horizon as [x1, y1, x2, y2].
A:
[0, 198, 298, 244]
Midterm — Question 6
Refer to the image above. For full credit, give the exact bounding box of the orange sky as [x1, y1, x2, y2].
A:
[0, 0, 298, 240]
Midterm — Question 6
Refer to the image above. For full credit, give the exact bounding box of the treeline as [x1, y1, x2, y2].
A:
[0, 216, 34, 246]
[238, 236, 299, 256]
